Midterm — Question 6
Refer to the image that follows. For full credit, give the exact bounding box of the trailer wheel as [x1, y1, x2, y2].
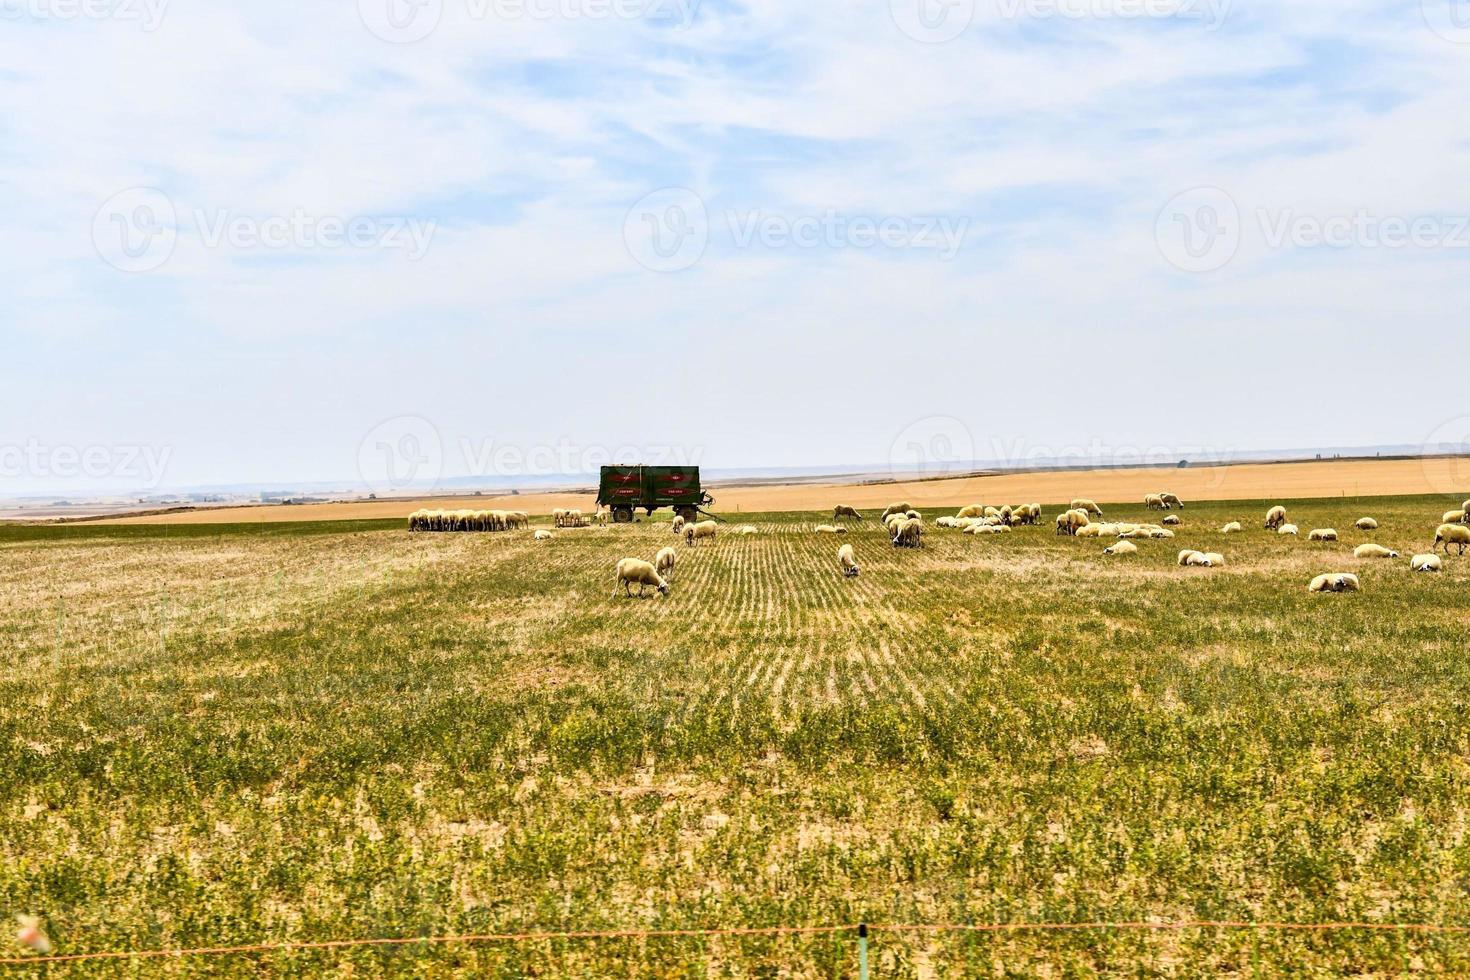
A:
[675, 505, 698, 523]
[612, 506, 634, 524]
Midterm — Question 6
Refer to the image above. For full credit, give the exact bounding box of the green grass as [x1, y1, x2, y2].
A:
[3, 495, 1469, 975]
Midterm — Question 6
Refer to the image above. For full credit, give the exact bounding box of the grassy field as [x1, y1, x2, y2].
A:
[4, 495, 1470, 975]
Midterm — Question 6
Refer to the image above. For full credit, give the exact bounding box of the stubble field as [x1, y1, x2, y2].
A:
[3, 495, 1470, 975]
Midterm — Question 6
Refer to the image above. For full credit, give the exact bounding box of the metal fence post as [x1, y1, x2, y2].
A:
[857, 923, 869, 980]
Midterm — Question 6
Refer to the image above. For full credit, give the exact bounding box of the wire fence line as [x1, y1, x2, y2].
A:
[5, 919, 1470, 967]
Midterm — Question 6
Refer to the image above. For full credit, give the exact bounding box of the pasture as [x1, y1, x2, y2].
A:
[4, 495, 1470, 975]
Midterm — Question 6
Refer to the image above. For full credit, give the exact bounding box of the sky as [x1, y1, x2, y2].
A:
[3, 0, 1470, 496]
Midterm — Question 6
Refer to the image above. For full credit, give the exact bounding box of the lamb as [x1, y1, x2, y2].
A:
[1178, 550, 1212, 567]
[1070, 498, 1103, 516]
[1411, 553, 1444, 573]
[1202, 552, 1225, 567]
[838, 543, 860, 577]
[612, 557, 669, 598]
[1162, 515, 1181, 526]
[1354, 543, 1398, 559]
[672, 515, 686, 535]
[1277, 524, 1299, 536]
[534, 529, 553, 541]
[1307, 529, 1338, 542]
[685, 520, 717, 546]
[1308, 572, 1360, 593]
[1265, 506, 1287, 531]
[1144, 493, 1165, 510]
[1355, 517, 1378, 531]
[1160, 492, 1184, 509]
[1103, 540, 1138, 556]
[1435, 523, 1470, 555]
[654, 546, 677, 580]
[833, 505, 863, 521]
[1443, 509, 1467, 525]
[1221, 521, 1243, 534]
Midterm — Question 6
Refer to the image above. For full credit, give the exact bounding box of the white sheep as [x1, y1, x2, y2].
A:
[1410, 553, 1444, 573]
[1221, 521, 1243, 534]
[612, 557, 669, 598]
[1144, 493, 1166, 510]
[1055, 509, 1090, 536]
[813, 524, 847, 534]
[1161, 492, 1184, 509]
[534, 529, 553, 541]
[1178, 550, 1212, 567]
[1355, 517, 1378, 531]
[892, 517, 923, 548]
[1162, 515, 1181, 526]
[956, 504, 985, 520]
[1354, 542, 1398, 559]
[879, 502, 913, 523]
[1307, 529, 1338, 542]
[838, 543, 859, 577]
[1278, 524, 1299, 536]
[1070, 498, 1103, 516]
[1074, 524, 1102, 538]
[833, 505, 863, 522]
[685, 520, 717, 546]
[1202, 552, 1225, 567]
[1443, 509, 1466, 525]
[1103, 540, 1138, 556]
[1265, 506, 1287, 531]
[655, 546, 677, 580]
[1308, 572, 1360, 594]
[1435, 523, 1470, 555]
[735, 525, 758, 535]
[672, 515, 686, 535]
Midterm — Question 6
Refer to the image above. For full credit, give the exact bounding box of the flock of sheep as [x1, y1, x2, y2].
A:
[417, 490, 1470, 599]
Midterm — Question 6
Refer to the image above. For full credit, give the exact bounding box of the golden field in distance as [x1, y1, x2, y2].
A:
[90, 455, 1470, 525]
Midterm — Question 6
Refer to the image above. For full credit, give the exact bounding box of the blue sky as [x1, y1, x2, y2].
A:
[2, 0, 1469, 494]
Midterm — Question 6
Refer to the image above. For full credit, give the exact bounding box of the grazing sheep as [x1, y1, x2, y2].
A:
[1202, 552, 1225, 567]
[1055, 509, 1090, 536]
[1103, 540, 1138, 556]
[654, 546, 676, 580]
[1178, 550, 1211, 567]
[1221, 521, 1243, 534]
[1012, 503, 1042, 526]
[879, 502, 913, 523]
[672, 515, 686, 535]
[838, 543, 859, 577]
[1355, 517, 1378, 531]
[1070, 498, 1103, 516]
[612, 557, 669, 598]
[1444, 510, 1467, 525]
[956, 504, 985, 520]
[685, 520, 717, 546]
[1354, 543, 1398, 559]
[892, 517, 923, 548]
[1162, 515, 1181, 526]
[1464, 499, 1470, 518]
[1161, 492, 1184, 509]
[833, 505, 863, 521]
[984, 506, 1002, 519]
[1144, 493, 1166, 510]
[1411, 553, 1444, 573]
[813, 524, 847, 534]
[1308, 572, 1360, 594]
[1435, 523, 1470, 555]
[1265, 506, 1287, 531]
[1307, 529, 1339, 542]
[905, 510, 922, 521]
[1278, 524, 1299, 536]
[534, 529, 553, 541]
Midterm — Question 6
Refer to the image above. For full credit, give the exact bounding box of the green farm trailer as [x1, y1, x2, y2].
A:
[597, 465, 713, 524]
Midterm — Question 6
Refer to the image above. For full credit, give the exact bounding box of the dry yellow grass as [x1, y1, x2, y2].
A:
[92, 456, 1470, 525]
